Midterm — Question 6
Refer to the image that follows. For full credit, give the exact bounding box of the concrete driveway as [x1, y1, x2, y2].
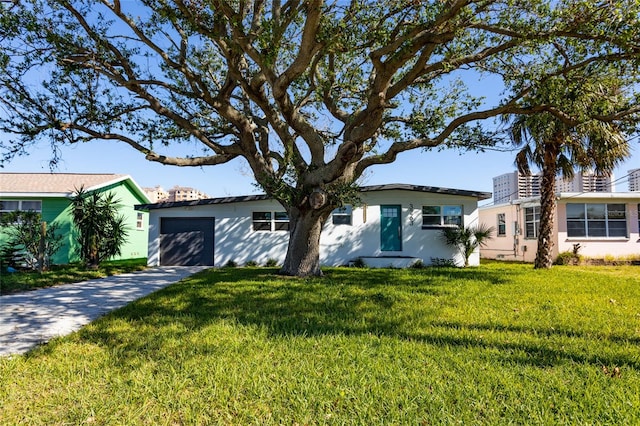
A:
[0, 266, 208, 357]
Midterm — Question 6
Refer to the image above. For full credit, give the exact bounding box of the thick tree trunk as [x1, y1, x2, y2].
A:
[280, 208, 331, 277]
[534, 147, 558, 269]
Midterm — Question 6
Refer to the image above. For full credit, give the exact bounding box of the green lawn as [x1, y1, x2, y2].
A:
[1, 262, 639, 424]
[0, 258, 148, 295]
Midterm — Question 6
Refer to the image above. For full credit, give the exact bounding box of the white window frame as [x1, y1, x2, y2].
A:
[136, 212, 144, 230]
[497, 213, 506, 236]
[0, 200, 42, 213]
[524, 206, 540, 239]
[332, 205, 352, 225]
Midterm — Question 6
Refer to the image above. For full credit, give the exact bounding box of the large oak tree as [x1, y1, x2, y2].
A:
[1, 0, 639, 276]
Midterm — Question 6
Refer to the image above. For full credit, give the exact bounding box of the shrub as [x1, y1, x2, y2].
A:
[410, 259, 425, 269]
[244, 260, 258, 267]
[224, 260, 238, 268]
[351, 257, 367, 268]
[440, 224, 495, 267]
[555, 251, 581, 265]
[555, 243, 582, 265]
[265, 258, 278, 267]
[430, 257, 457, 267]
[0, 211, 63, 271]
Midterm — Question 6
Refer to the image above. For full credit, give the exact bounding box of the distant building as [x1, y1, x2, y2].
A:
[143, 186, 170, 203]
[629, 169, 640, 192]
[493, 170, 615, 204]
[492, 172, 542, 204]
[556, 171, 613, 193]
[167, 185, 209, 202]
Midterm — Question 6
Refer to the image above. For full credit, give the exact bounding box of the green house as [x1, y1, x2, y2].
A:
[0, 173, 150, 265]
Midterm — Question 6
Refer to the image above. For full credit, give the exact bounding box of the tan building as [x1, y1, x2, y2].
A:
[167, 185, 209, 202]
[143, 186, 170, 203]
[479, 193, 640, 262]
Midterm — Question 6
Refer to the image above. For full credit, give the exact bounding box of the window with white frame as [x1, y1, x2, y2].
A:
[566, 203, 627, 238]
[524, 206, 540, 238]
[332, 205, 352, 225]
[252, 211, 289, 231]
[136, 212, 144, 230]
[422, 205, 463, 228]
[0, 200, 42, 213]
[497, 213, 506, 236]
[0, 200, 42, 221]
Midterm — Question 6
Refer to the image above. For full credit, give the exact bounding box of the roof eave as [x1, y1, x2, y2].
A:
[0, 192, 71, 198]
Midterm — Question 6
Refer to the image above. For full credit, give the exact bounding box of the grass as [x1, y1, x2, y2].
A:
[0, 258, 148, 295]
[1, 261, 639, 424]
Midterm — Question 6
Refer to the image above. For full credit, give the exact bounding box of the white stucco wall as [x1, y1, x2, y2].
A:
[145, 189, 485, 267]
[321, 190, 482, 267]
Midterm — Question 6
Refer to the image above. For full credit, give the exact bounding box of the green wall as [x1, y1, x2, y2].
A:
[0, 179, 148, 265]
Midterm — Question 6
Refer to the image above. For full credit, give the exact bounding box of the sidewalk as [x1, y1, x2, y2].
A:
[0, 266, 208, 357]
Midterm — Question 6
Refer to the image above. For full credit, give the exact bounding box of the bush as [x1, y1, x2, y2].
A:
[224, 260, 238, 268]
[410, 259, 425, 269]
[0, 211, 63, 271]
[264, 258, 278, 267]
[439, 224, 495, 267]
[351, 257, 367, 268]
[555, 243, 582, 265]
[244, 260, 258, 267]
[430, 257, 457, 267]
[0, 239, 26, 270]
[554, 251, 581, 265]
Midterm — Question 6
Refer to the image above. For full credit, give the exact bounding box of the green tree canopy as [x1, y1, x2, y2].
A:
[1, 1, 639, 276]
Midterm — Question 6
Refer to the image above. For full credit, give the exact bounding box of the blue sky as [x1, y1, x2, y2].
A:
[2, 134, 637, 204]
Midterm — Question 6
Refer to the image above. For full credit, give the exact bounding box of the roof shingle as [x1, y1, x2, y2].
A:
[0, 173, 128, 195]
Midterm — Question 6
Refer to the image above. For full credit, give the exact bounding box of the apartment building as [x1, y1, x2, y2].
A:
[143, 185, 170, 203]
[167, 185, 209, 202]
[492, 172, 542, 204]
[494, 170, 614, 204]
[629, 169, 640, 192]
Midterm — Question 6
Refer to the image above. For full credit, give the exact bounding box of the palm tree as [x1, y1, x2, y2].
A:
[440, 224, 495, 267]
[506, 72, 631, 269]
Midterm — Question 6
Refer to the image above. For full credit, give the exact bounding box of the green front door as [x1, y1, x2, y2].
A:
[380, 205, 402, 251]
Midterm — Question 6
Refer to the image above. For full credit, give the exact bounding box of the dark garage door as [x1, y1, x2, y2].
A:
[160, 217, 215, 266]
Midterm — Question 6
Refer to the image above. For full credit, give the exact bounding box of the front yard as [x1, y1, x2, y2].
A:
[1, 262, 639, 424]
[0, 258, 148, 295]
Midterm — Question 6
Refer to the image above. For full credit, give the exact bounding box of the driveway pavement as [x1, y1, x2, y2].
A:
[0, 266, 208, 357]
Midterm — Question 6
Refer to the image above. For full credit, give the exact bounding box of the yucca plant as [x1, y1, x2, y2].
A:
[71, 187, 129, 269]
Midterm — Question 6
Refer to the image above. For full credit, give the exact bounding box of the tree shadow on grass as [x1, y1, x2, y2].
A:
[67, 267, 639, 371]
